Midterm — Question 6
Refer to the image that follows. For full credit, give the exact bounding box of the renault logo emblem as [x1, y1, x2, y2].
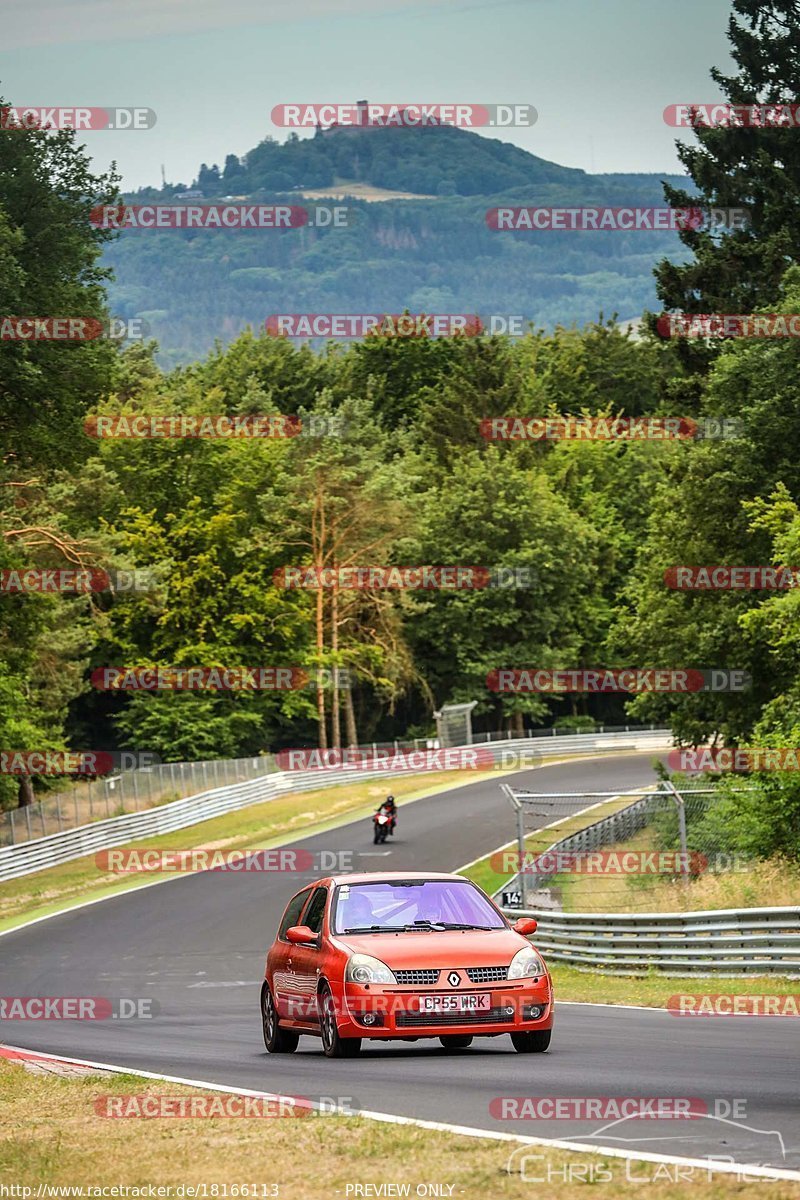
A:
[447, 971, 460, 987]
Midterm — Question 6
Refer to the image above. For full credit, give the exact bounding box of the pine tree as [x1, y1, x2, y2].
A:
[655, 0, 800, 319]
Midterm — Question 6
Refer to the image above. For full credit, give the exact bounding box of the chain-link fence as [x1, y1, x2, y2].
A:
[0, 723, 663, 847]
[495, 780, 755, 913]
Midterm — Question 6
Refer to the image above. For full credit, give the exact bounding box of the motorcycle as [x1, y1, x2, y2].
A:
[373, 806, 395, 844]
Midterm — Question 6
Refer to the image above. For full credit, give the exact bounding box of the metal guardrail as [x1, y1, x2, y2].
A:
[501, 904, 800, 976]
[0, 729, 671, 882]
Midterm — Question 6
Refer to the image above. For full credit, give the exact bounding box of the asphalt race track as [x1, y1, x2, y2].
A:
[2, 752, 799, 1172]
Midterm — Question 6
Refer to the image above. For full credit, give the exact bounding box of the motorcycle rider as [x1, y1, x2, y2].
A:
[375, 794, 397, 834]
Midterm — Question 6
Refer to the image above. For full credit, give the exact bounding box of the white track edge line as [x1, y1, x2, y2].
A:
[2, 1043, 797, 1182]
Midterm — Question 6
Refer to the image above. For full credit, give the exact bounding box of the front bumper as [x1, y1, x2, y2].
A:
[337, 978, 553, 1039]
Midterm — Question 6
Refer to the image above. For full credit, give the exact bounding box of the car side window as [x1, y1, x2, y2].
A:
[278, 888, 311, 940]
[302, 887, 328, 936]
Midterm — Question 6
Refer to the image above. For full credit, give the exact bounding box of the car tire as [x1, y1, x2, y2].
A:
[261, 982, 299, 1054]
[439, 1035, 473, 1050]
[318, 983, 362, 1058]
[511, 1029, 551, 1053]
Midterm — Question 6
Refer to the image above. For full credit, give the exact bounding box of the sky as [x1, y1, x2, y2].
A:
[0, 0, 735, 191]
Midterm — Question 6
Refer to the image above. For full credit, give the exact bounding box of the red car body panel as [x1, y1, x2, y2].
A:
[264, 871, 554, 1044]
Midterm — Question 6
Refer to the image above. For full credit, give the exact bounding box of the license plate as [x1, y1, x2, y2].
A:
[418, 993, 490, 1013]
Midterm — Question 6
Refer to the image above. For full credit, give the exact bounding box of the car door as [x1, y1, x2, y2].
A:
[271, 886, 312, 1019]
[286, 885, 328, 1023]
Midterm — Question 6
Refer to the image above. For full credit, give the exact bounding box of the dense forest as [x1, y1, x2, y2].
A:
[2, 0, 800, 864]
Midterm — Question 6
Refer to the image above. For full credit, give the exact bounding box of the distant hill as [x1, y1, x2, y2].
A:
[107, 123, 693, 366]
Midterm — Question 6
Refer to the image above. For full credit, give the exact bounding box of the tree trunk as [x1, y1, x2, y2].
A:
[512, 709, 524, 736]
[331, 573, 341, 749]
[17, 776, 35, 807]
[315, 584, 327, 750]
[313, 484, 328, 750]
[343, 684, 358, 747]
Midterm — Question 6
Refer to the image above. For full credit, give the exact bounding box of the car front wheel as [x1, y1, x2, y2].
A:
[318, 983, 362, 1058]
[261, 982, 299, 1054]
[511, 1029, 551, 1053]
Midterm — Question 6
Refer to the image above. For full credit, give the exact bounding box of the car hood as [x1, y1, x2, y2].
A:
[333, 928, 533, 968]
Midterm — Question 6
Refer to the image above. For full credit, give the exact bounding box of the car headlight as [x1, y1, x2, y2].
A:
[345, 954, 396, 985]
[508, 947, 546, 979]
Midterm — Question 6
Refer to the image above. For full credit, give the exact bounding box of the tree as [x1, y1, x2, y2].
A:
[655, 1, 800, 321]
[0, 94, 119, 468]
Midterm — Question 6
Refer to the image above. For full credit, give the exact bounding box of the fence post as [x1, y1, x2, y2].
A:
[516, 803, 527, 907]
[9, 808, 15, 844]
[56, 792, 62, 831]
[662, 781, 690, 886]
[25, 804, 32, 840]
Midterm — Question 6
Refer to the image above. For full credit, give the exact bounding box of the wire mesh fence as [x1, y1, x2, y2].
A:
[0, 722, 664, 847]
[495, 781, 756, 913]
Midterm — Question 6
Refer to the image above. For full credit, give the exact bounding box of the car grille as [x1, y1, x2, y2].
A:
[465, 965, 509, 983]
[396, 1006, 512, 1027]
[394, 969, 440, 986]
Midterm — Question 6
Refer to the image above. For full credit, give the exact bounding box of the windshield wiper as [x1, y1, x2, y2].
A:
[341, 925, 398, 934]
[437, 923, 501, 930]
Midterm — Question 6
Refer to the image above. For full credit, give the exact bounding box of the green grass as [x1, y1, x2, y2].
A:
[550, 963, 800, 1005]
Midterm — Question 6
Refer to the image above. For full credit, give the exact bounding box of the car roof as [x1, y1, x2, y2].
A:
[327, 871, 469, 886]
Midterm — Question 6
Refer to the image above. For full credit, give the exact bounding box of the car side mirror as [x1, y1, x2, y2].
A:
[286, 925, 319, 945]
[513, 917, 538, 935]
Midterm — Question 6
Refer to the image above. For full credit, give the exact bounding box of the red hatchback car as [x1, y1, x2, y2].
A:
[261, 871, 553, 1057]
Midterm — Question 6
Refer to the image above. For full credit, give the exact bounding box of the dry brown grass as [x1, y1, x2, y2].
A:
[1, 1058, 796, 1199]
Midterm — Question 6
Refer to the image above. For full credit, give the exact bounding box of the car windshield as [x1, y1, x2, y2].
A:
[332, 880, 506, 933]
